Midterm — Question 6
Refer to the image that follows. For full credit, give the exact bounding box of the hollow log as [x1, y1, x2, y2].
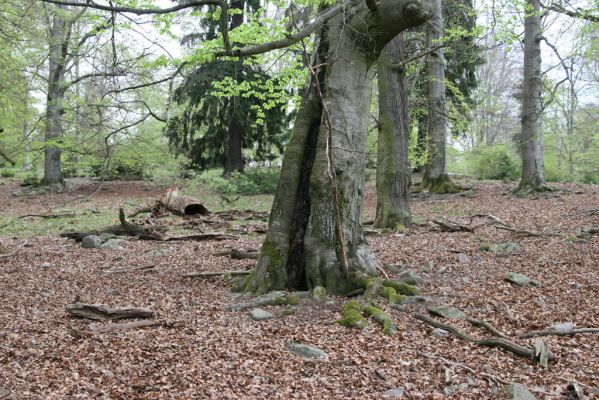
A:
[162, 187, 209, 216]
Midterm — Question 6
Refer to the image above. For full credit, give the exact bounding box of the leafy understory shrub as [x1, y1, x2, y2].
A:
[468, 145, 519, 181]
[196, 168, 280, 196]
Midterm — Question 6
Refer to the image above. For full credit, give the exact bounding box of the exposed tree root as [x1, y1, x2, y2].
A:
[225, 291, 307, 312]
[414, 313, 555, 363]
[417, 175, 464, 194]
[513, 183, 556, 196]
[494, 225, 560, 237]
[467, 318, 509, 339]
[418, 352, 510, 385]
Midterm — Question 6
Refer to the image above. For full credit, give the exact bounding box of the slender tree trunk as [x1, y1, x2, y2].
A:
[224, 118, 244, 176]
[374, 34, 412, 228]
[222, 0, 245, 177]
[245, 0, 432, 294]
[421, 0, 459, 193]
[42, 6, 70, 188]
[517, 0, 546, 192]
[414, 113, 427, 172]
[22, 86, 31, 172]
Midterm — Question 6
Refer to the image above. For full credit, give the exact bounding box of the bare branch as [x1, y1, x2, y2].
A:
[38, 0, 221, 15]
[541, 2, 599, 22]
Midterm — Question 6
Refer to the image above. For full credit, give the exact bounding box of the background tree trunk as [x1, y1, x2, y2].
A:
[42, 5, 70, 188]
[245, 0, 432, 294]
[374, 34, 412, 228]
[517, 0, 546, 192]
[421, 0, 460, 193]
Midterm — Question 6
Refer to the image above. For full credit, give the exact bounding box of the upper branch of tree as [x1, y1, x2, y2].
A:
[67, 71, 125, 87]
[541, 2, 599, 22]
[214, 0, 362, 58]
[38, 0, 221, 15]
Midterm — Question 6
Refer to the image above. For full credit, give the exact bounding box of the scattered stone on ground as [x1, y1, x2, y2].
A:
[146, 247, 176, 257]
[429, 305, 467, 320]
[504, 272, 541, 287]
[382, 387, 405, 398]
[286, 342, 328, 360]
[312, 286, 327, 301]
[397, 295, 432, 305]
[502, 383, 537, 400]
[250, 308, 274, 321]
[100, 239, 124, 251]
[396, 268, 424, 286]
[81, 235, 102, 249]
[457, 253, 470, 263]
[480, 242, 520, 253]
[550, 322, 575, 333]
[432, 328, 449, 338]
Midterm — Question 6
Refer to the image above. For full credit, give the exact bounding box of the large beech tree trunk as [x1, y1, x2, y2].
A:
[421, 0, 459, 193]
[245, 0, 432, 294]
[374, 34, 412, 228]
[42, 5, 70, 188]
[517, 0, 546, 192]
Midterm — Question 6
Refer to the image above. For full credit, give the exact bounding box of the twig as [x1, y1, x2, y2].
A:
[89, 320, 159, 333]
[418, 352, 509, 385]
[494, 225, 560, 237]
[104, 265, 155, 274]
[18, 213, 77, 219]
[519, 328, 599, 339]
[0, 242, 27, 259]
[376, 264, 390, 280]
[467, 318, 510, 339]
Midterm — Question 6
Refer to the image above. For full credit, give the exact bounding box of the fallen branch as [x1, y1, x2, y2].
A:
[418, 352, 509, 385]
[164, 233, 236, 242]
[104, 265, 155, 274]
[18, 212, 77, 219]
[66, 302, 154, 320]
[494, 225, 560, 237]
[182, 270, 252, 278]
[162, 187, 209, 216]
[519, 327, 599, 339]
[432, 217, 474, 233]
[231, 249, 260, 259]
[414, 313, 555, 362]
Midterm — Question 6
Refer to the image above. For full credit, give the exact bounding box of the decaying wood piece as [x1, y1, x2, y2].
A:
[231, 249, 260, 260]
[104, 265, 155, 274]
[165, 233, 236, 242]
[414, 313, 555, 363]
[19, 212, 77, 219]
[519, 327, 599, 338]
[432, 217, 474, 232]
[494, 224, 560, 237]
[162, 187, 209, 216]
[467, 318, 510, 339]
[66, 302, 154, 320]
[182, 270, 252, 278]
[89, 320, 159, 333]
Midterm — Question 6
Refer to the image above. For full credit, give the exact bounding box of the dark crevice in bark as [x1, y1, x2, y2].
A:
[285, 115, 321, 290]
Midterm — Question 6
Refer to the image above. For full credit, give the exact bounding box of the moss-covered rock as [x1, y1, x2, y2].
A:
[382, 280, 420, 296]
[378, 286, 406, 304]
[312, 286, 328, 301]
[282, 305, 296, 316]
[337, 300, 368, 329]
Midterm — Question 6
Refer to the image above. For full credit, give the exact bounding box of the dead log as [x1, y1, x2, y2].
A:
[494, 225, 560, 237]
[66, 302, 154, 320]
[231, 249, 260, 259]
[162, 187, 209, 216]
[432, 217, 474, 232]
[89, 320, 158, 333]
[182, 270, 252, 278]
[164, 233, 236, 242]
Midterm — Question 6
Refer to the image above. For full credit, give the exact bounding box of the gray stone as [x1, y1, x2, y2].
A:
[398, 296, 432, 305]
[462, 276, 470, 283]
[250, 308, 274, 321]
[0, 387, 10, 397]
[147, 247, 175, 257]
[432, 328, 449, 338]
[503, 383, 537, 400]
[37, 262, 51, 269]
[550, 322, 575, 333]
[504, 272, 541, 287]
[106, 288, 119, 295]
[99, 233, 117, 242]
[112, 256, 125, 262]
[286, 342, 328, 360]
[571, 282, 583, 289]
[457, 253, 470, 263]
[492, 242, 520, 253]
[382, 387, 405, 398]
[396, 269, 424, 286]
[81, 235, 102, 249]
[100, 239, 124, 251]
[312, 286, 327, 301]
[429, 306, 467, 320]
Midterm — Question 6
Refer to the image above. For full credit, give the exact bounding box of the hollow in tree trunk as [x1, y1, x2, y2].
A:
[244, 0, 432, 295]
[374, 34, 412, 229]
[420, 0, 460, 194]
[516, 0, 548, 193]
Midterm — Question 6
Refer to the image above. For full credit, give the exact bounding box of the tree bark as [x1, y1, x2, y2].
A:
[517, 0, 546, 192]
[42, 5, 70, 188]
[245, 0, 432, 294]
[421, 0, 459, 193]
[374, 34, 412, 228]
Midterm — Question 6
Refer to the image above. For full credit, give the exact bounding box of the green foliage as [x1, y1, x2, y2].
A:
[467, 145, 519, 181]
[196, 167, 280, 196]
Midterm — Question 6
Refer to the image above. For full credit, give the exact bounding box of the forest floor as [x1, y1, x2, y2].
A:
[0, 177, 597, 399]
